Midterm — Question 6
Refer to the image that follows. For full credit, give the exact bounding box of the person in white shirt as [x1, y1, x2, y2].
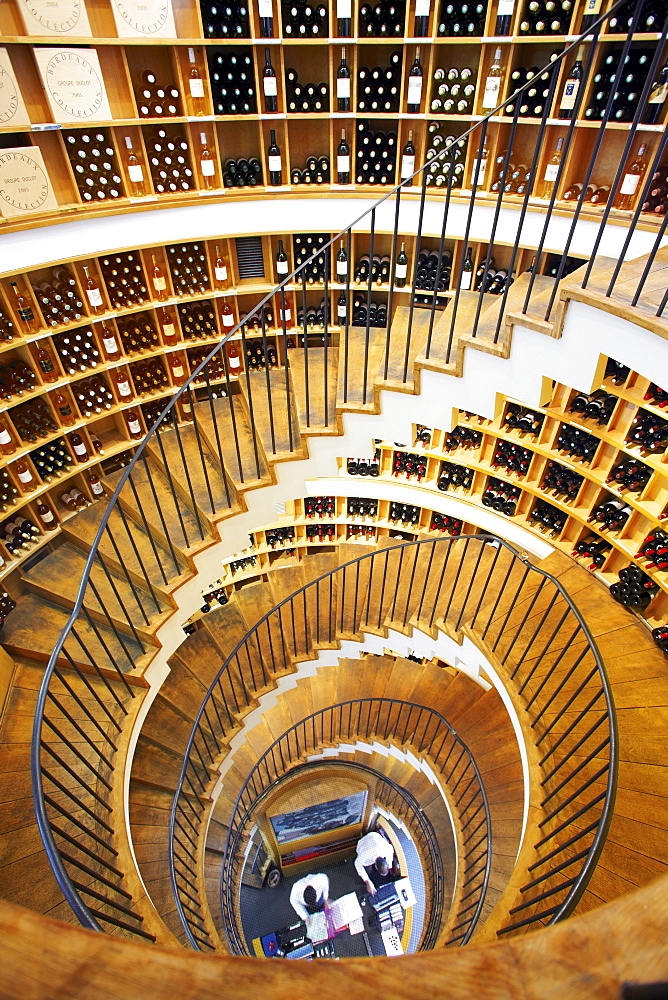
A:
[289, 872, 331, 922]
[354, 830, 396, 895]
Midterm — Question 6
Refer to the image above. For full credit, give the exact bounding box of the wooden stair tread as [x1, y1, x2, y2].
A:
[182, 395, 266, 488]
[289, 346, 339, 433]
[337, 324, 387, 409]
[239, 368, 303, 460]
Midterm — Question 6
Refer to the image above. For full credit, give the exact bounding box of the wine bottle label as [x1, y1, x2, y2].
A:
[128, 164, 144, 182]
[172, 363, 184, 377]
[277, 259, 289, 274]
[268, 154, 281, 172]
[620, 172, 640, 196]
[280, 307, 291, 321]
[648, 81, 668, 105]
[58, 403, 72, 417]
[482, 75, 501, 108]
[118, 379, 131, 395]
[128, 418, 141, 434]
[337, 260, 348, 276]
[90, 481, 104, 495]
[337, 154, 350, 173]
[338, 304, 346, 318]
[189, 78, 205, 98]
[215, 265, 228, 280]
[560, 79, 579, 110]
[41, 509, 55, 522]
[228, 353, 241, 369]
[472, 158, 487, 183]
[0, 429, 11, 444]
[337, 0, 352, 15]
[153, 275, 166, 290]
[395, 263, 407, 279]
[39, 357, 55, 373]
[86, 287, 103, 307]
[416, 0, 430, 13]
[102, 336, 118, 352]
[73, 441, 87, 456]
[583, 0, 602, 11]
[460, 270, 472, 290]
[497, 0, 514, 12]
[544, 162, 560, 182]
[162, 322, 176, 339]
[337, 77, 351, 98]
[17, 468, 33, 484]
[401, 153, 415, 179]
[222, 312, 234, 327]
[408, 77, 422, 103]
[259, 0, 273, 14]
[263, 76, 278, 96]
[201, 158, 215, 176]
[18, 306, 34, 321]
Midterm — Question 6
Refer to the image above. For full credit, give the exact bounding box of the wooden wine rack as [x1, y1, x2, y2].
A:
[0, 0, 666, 232]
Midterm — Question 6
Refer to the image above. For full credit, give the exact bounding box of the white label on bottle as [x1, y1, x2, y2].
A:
[401, 153, 415, 179]
[560, 79, 579, 111]
[277, 259, 289, 274]
[0, 429, 11, 445]
[263, 76, 278, 96]
[73, 441, 87, 457]
[497, 0, 514, 14]
[163, 322, 176, 339]
[222, 312, 234, 327]
[395, 262, 407, 279]
[128, 418, 141, 435]
[337, 77, 351, 99]
[90, 481, 104, 495]
[620, 172, 640, 196]
[460, 270, 472, 290]
[215, 265, 228, 280]
[338, 304, 346, 318]
[648, 81, 668, 105]
[544, 162, 559, 182]
[584, 0, 602, 12]
[408, 77, 422, 104]
[153, 276, 167, 291]
[337, 154, 350, 173]
[128, 164, 144, 182]
[259, 0, 273, 14]
[189, 78, 205, 98]
[268, 154, 282, 172]
[337, 259, 348, 276]
[472, 158, 487, 183]
[280, 307, 291, 321]
[17, 468, 33, 484]
[172, 363, 184, 377]
[118, 378, 132, 396]
[482, 76, 501, 109]
[416, 0, 430, 14]
[103, 336, 118, 352]
[337, 0, 351, 16]
[201, 158, 215, 176]
[41, 509, 55, 523]
[86, 288, 103, 307]
[228, 353, 241, 369]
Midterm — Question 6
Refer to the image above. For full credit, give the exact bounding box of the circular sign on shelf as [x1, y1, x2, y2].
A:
[0, 150, 52, 214]
[112, 0, 172, 34]
[20, 0, 83, 33]
[44, 50, 105, 119]
[0, 64, 20, 124]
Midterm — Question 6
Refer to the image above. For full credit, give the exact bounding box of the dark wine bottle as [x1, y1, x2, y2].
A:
[262, 48, 277, 112]
[559, 44, 584, 120]
[643, 58, 668, 125]
[337, 0, 352, 36]
[407, 47, 423, 113]
[337, 129, 351, 184]
[395, 242, 408, 288]
[267, 128, 282, 185]
[495, 0, 515, 35]
[414, 0, 431, 36]
[400, 130, 416, 187]
[337, 47, 351, 112]
[258, 0, 273, 36]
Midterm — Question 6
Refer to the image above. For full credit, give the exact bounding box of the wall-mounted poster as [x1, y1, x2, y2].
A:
[0, 50, 31, 127]
[269, 790, 368, 845]
[16, 0, 93, 37]
[0, 146, 58, 218]
[33, 48, 112, 123]
[109, 0, 177, 38]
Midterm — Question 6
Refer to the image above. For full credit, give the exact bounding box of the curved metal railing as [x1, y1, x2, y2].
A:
[29, 0, 643, 941]
[219, 752, 452, 955]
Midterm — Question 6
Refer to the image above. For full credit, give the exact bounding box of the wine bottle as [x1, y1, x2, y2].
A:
[472, 142, 489, 186]
[258, 0, 274, 36]
[482, 48, 503, 110]
[495, 0, 515, 35]
[540, 136, 564, 199]
[263, 48, 278, 112]
[125, 409, 143, 440]
[559, 44, 584, 120]
[414, 0, 431, 36]
[580, 0, 602, 32]
[337, 48, 351, 112]
[276, 239, 289, 279]
[395, 242, 408, 288]
[460, 247, 473, 289]
[643, 59, 668, 125]
[407, 47, 423, 113]
[337, 0, 352, 35]
[187, 48, 205, 113]
[267, 129, 282, 185]
[220, 299, 235, 330]
[198, 131, 217, 190]
[124, 136, 145, 197]
[82, 266, 104, 314]
[337, 129, 351, 184]
[214, 245, 230, 289]
[336, 243, 348, 280]
[150, 254, 168, 300]
[158, 306, 178, 344]
[401, 130, 416, 187]
[616, 143, 648, 211]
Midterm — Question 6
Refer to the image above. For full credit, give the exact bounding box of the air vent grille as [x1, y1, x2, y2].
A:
[235, 236, 265, 280]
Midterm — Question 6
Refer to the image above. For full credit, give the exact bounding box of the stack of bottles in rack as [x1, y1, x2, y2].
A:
[358, 0, 405, 34]
[285, 68, 329, 113]
[99, 253, 148, 309]
[0, 588, 17, 626]
[585, 48, 654, 123]
[437, 461, 473, 491]
[143, 127, 195, 194]
[63, 129, 124, 202]
[636, 528, 668, 571]
[1, 516, 40, 556]
[281, 0, 329, 35]
[0, 470, 19, 509]
[437, 0, 488, 35]
[430, 513, 463, 535]
[571, 534, 612, 569]
[167, 243, 211, 297]
[130, 358, 170, 395]
[346, 523, 376, 539]
[482, 479, 521, 515]
[555, 424, 599, 463]
[293, 235, 328, 282]
[222, 157, 263, 188]
[505, 56, 560, 118]
[207, 48, 256, 113]
[588, 497, 632, 531]
[643, 382, 668, 407]
[297, 300, 330, 329]
[178, 301, 217, 341]
[11, 399, 58, 443]
[347, 497, 378, 518]
[352, 295, 387, 327]
[188, 347, 226, 382]
[305, 496, 335, 518]
[569, 389, 616, 425]
[430, 67, 476, 114]
[306, 523, 335, 542]
[134, 71, 182, 118]
[529, 499, 567, 535]
[357, 54, 402, 113]
[543, 460, 583, 501]
[503, 404, 544, 437]
[54, 328, 101, 376]
[31, 268, 85, 327]
[347, 452, 381, 476]
[413, 248, 451, 304]
[443, 425, 482, 451]
[73, 377, 115, 417]
[355, 122, 398, 185]
[606, 457, 652, 492]
[474, 258, 514, 295]
[229, 554, 257, 573]
[117, 313, 160, 352]
[200, 0, 250, 37]
[390, 502, 419, 526]
[290, 155, 331, 186]
[245, 341, 278, 369]
[626, 410, 668, 454]
[0, 307, 15, 343]
[652, 623, 668, 655]
[610, 564, 658, 610]
[605, 359, 630, 385]
[355, 255, 391, 285]
[266, 526, 295, 548]
[30, 439, 74, 482]
[0, 360, 37, 399]
[606, 0, 666, 31]
[492, 440, 533, 476]
[517, 0, 572, 35]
